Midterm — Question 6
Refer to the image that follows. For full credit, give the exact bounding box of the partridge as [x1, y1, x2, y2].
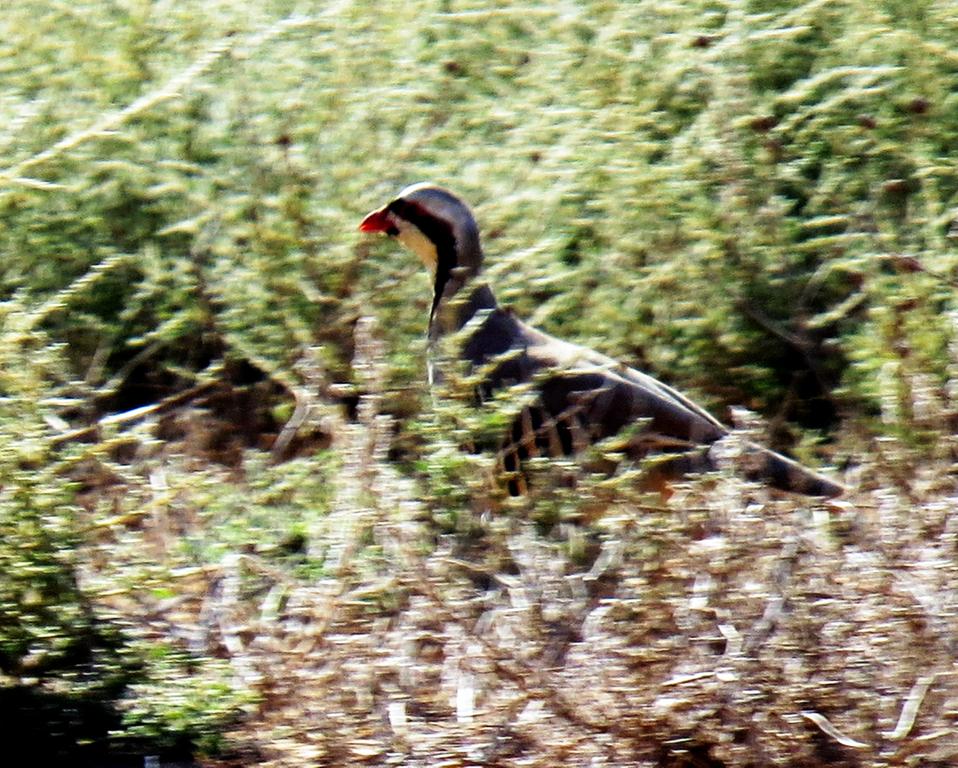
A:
[360, 183, 843, 497]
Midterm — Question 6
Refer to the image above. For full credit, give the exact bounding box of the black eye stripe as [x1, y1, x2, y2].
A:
[388, 197, 459, 319]
[387, 199, 455, 251]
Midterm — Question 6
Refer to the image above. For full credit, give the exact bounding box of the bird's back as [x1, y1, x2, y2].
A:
[453, 308, 842, 497]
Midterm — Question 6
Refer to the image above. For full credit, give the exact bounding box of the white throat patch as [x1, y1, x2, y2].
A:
[396, 219, 439, 273]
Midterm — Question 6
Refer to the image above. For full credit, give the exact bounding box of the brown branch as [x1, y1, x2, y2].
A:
[50, 379, 221, 447]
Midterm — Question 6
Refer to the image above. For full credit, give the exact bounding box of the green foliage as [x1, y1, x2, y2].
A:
[2, 0, 956, 437]
[2, 0, 958, 759]
[0, 461, 83, 675]
[118, 643, 253, 755]
[0, 303, 86, 674]
[0, 315, 131, 757]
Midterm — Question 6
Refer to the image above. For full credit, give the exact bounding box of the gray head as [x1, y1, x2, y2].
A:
[359, 183, 484, 277]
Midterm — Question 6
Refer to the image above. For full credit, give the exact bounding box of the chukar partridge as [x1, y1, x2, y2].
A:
[360, 183, 843, 497]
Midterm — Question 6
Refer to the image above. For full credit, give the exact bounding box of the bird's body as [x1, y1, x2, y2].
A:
[361, 183, 843, 497]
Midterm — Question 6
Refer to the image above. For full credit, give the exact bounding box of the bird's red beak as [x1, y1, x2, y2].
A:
[359, 208, 391, 233]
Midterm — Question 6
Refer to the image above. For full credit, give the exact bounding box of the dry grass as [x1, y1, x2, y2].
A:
[92, 468, 958, 767]
[76, 321, 958, 767]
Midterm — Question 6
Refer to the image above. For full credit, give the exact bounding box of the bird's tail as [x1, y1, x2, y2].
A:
[739, 442, 844, 497]
[640, 441, 844, 498]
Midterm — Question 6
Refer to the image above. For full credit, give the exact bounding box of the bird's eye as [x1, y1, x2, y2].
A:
[386, 225, 400, 237]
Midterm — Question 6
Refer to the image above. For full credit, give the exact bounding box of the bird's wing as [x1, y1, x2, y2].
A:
[498, 321, 843, 497]
[489, 322, 726, 497]
[519, 322, 728, 447]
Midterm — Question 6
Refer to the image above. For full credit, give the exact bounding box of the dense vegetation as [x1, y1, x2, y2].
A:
[1, 0, 956, 764]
